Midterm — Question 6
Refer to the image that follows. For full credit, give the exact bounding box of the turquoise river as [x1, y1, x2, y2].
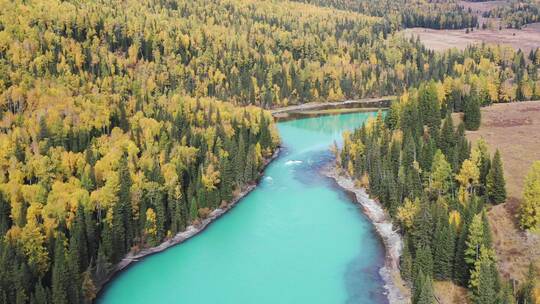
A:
[98, 112, 387, 304]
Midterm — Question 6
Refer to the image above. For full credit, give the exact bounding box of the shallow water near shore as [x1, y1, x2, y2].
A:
[98, 112, 388, 304]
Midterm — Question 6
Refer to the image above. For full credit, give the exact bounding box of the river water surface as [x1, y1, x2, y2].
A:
[98, 112, 387, 304]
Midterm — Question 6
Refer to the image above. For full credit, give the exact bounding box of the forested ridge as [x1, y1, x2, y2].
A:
[1, 0, 540, 303]
[294, 0, 479, 30]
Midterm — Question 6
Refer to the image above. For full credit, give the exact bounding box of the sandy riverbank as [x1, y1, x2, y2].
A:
[324, 166, 411, 304]
[96, 148, 281, 294]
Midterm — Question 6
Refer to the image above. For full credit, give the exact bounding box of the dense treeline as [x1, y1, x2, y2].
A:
[484, 0, 540, 29]
[0, 0, 283, 302]
[294, 0, 478, 29]
[0, 0, 498, 110]
[1, 0, 537, 114]
[338, 79, 539, 302]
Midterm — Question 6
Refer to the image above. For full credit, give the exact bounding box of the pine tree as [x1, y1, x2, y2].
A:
[259, 110, 272, 151]
[220, 155, 233, 202]
[464, 94, 481, 131]
[416, 273, 434, 304]
[401, 236, 414, 283]
[465, 214, 485, 267]
[520, 161, 540, 230]
[71, 204, 88, 272]
[189, 197, 198, 222]
[235, 133, 247, 186]
[486, 150, 506, 204]
[94, 244, 111, 283]
[414, 245, 434, 279]
[31, 281, 49, 304]
[433, 215, 455, 280]
[51, 236, 69, 304]
[439, 112, 456, 157]
[469, 246, 498, 304]
[419, 82, 441, 141]
[454, 218, 470, 285]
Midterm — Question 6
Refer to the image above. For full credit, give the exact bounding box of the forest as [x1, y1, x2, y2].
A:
[0, 0, 539, 303]
[338, 53, 540, 303]
[294, 0, 479, 29]
[484, 0, 540, 29]
[338, 92, 537, 303]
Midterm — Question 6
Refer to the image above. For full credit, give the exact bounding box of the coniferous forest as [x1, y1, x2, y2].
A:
[0, 0, 540, 303]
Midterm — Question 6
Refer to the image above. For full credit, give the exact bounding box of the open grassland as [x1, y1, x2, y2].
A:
[466, 101, 540, 282]
[401, 24, 540, 52]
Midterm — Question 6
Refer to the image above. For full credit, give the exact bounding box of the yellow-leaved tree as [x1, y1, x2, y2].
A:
[520, 161, 540, 231]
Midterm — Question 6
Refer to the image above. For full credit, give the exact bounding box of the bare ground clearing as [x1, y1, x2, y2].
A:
[465, 101, 540, 283]
[401, 23, 540, 52]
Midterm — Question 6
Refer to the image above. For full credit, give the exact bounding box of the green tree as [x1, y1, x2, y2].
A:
[469, 246, 498, 304]
[401, 236, 414, 283]
[414, 245, 434, 279]
[189, 197, 198, 222]
[433, 214, 455, 280]
[464, 94, 481, 131]
[51, 236, 69, 304]
[465, 214, 486, 267]
[486, 150, 506, 204]
[430, 150, 453, 196]
[416, 274, 434, 304]
[520, 161, 540, 231]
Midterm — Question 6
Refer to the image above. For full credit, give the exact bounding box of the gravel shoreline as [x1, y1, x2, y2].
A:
[324, 166, 411, 304]
[96, 148, 280, 295]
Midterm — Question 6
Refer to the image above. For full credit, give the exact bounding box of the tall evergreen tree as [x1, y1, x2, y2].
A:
[416, 273, 434, 304]
[51, 236, 69, 304]
[487, 150, 506, 204]
[464, 94, 481, 131]
[433, 214, 455, 280]
[414, 245, 434, 279]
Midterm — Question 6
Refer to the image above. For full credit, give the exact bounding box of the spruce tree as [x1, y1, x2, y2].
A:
[94, 244, 111, 283]
[419, 82, 441, 141]
[464, 94, 481, 131]
[465, 214, 485, 267]
[189, 197, 198, 222]
[470, 249, 498, 304]
[487, 150, 506, 204]
[71, 204, 88, 272]
[433, 215, 455, 280]
[51, 236, 69, 304]
[401, 236, 414, 283]
[439, 112, 456, 157]
[416, 273, 434, 304]
[31, 281, 49, 304]
[414, 245, 434, 279]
